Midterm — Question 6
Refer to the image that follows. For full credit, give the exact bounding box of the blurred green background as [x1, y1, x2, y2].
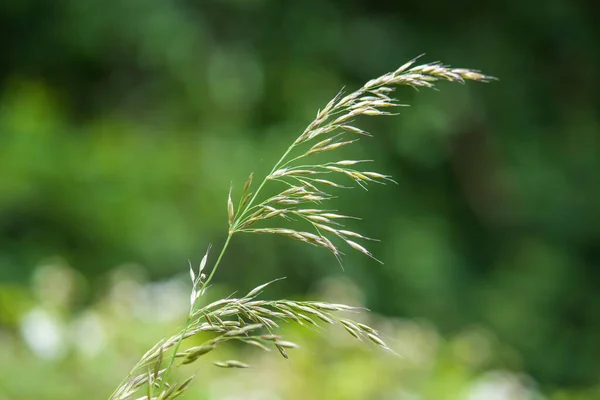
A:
[1, 0, 599, 399]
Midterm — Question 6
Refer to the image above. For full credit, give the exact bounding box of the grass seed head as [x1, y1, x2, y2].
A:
[113, 57, 493, 399]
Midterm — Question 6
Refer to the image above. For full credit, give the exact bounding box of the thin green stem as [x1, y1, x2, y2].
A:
[158, 233, 233, 395]
[203, 233, 233, 289]
[157, 312, 193, 395]
[233, 143, 297, 227]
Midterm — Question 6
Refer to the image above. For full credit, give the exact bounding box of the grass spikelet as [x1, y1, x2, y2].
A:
[214, 360, 250, 369]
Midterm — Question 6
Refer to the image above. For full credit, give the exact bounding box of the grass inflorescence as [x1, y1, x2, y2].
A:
[109, 56, 493, 400]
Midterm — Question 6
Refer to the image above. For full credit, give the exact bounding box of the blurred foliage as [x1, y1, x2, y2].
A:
[0, 0, 599, 398]
[1, 264, 599, 400]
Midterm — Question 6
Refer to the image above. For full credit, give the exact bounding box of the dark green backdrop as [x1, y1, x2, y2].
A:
[1, 0, 598, 391]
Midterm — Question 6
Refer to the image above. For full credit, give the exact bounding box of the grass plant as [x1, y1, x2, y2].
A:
[109, 56, 493, 400]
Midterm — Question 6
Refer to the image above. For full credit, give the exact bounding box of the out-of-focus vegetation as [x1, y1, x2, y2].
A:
[0, 0, 598, 399]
